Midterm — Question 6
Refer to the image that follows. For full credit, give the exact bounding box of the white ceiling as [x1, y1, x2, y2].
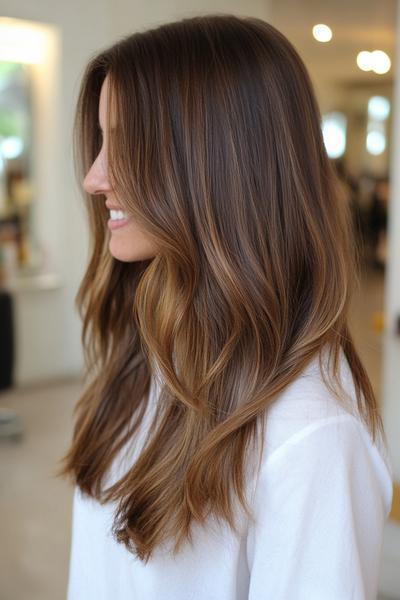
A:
[268, 0, 397, 86]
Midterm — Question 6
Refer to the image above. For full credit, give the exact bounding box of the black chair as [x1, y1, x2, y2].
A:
[0, 289, 23, 441]
[0, 288, 14, 390]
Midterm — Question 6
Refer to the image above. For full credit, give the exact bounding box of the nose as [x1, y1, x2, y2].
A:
[82, 149, 112, 195]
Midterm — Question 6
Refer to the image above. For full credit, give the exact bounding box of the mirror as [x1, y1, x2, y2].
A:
[0, 61, 36, 285]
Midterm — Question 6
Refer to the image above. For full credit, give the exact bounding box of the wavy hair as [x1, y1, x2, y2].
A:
[56, 13, 386, 562]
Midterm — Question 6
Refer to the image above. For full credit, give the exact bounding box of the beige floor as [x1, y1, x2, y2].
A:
[0, 264, 397, 600]
[0, 379, 79, 600]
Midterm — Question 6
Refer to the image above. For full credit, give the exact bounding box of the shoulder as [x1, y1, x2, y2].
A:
[246, 406, 393, 599]
[250, 347, 393, 516]
[261, 346, 385, 460]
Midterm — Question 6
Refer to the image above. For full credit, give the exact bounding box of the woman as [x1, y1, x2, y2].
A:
[57, 13, 393, 599]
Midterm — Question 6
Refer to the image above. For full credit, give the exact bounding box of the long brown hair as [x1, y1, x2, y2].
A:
[56, 13, 386, 562]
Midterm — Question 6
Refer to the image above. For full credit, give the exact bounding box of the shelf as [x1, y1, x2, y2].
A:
[5, 272, 62, 292]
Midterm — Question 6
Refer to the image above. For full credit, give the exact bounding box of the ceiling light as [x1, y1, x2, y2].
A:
[312, 24, 332, 43]
[357, 51, 372, 71]
[356, 50, 391, 74]
[371, 50, 391, 74]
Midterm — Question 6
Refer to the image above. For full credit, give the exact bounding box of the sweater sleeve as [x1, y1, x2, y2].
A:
[246, 413, 393, 600]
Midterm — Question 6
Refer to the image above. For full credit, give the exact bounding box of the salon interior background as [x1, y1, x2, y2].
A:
[0, 1, 400, 599]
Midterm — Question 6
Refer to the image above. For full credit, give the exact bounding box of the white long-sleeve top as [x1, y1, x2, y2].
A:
[66, 349, 393, 600]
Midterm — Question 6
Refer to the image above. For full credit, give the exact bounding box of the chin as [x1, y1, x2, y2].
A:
[108, 238, 157, 263]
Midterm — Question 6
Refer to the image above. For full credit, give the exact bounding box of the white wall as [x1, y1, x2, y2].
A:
[108, 0, 272, 38]
[384, 0, 400, 488]
[380, 1, 400, 595]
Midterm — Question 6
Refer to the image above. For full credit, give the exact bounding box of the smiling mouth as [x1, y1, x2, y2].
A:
[107, 209, 131, 230]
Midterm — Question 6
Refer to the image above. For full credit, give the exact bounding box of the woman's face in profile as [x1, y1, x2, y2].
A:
[82, 74, 158, 262]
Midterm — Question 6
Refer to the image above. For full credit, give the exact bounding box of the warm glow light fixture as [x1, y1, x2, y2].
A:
[0, 17, 46, 63]
[312, 24, 332, 43]
[356, 49, 391, 74]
